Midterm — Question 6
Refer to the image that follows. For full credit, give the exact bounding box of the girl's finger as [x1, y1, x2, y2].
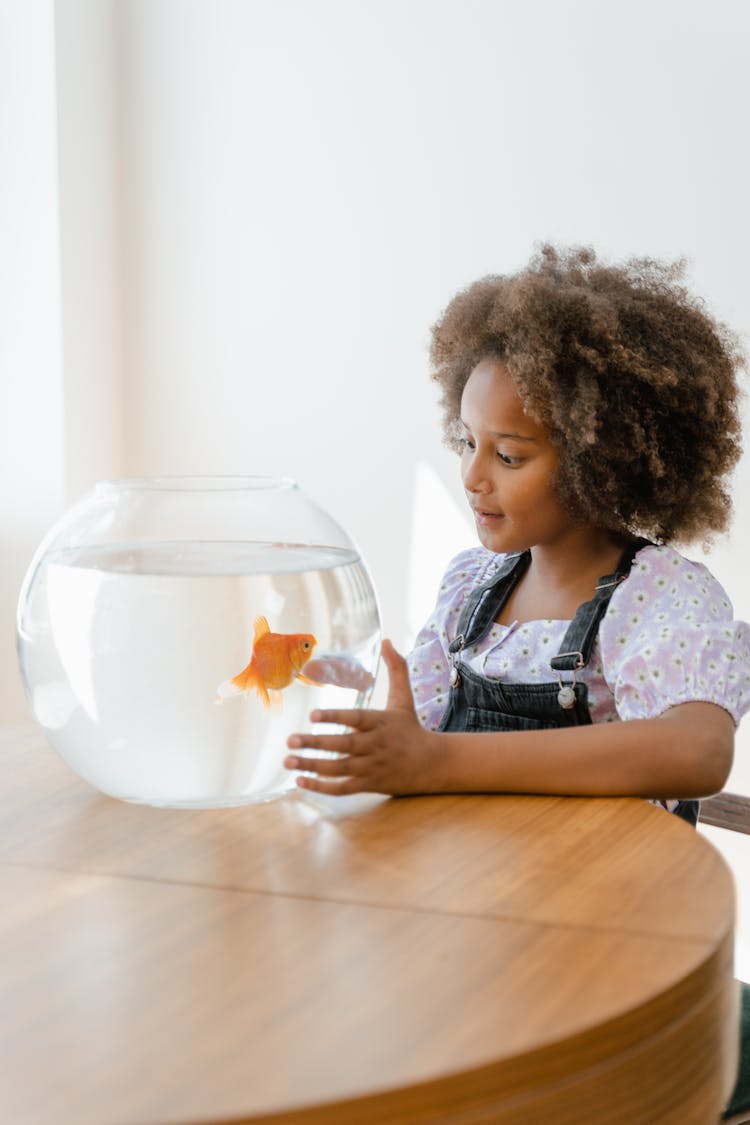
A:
[294, 773, 363, 796]
[306, 708, 374, 729]
[286, 731, 357, 754]
[381, 640, 416, 712]
[284, 753, 354, 777]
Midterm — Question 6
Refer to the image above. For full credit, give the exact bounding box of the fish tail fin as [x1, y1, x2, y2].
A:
[231, 662, 255, 690]
[215, 678, 243, 703]
[220, 661, 275, 709]
[215, 659, 259, 702]
[234, 661, 272, 708]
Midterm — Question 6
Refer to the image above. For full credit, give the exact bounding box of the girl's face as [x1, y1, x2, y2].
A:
[460, 357, 570, 555]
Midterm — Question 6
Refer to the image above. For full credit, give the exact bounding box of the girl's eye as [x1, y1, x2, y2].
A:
[459, 436, 521, 465]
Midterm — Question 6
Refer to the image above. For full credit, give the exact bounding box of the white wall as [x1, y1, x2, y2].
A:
[0, 0, 66, 721]
[55, 0, 122, 501]
[112, 0, 750, 780]
[4, 0, 750, 789]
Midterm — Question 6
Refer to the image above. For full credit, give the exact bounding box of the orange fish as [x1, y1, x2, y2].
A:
[216, 616, 318, 709]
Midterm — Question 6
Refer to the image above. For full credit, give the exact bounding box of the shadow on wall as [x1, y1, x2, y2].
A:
[407, 461, 475, 647]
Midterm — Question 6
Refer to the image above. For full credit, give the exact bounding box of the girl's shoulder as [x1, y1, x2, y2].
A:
[618, 542, 733, 613]
[602, 543, 750, 724]
[440, 546, 508, 592]
[603, 541, 739, 648]
[424, 547, 507, 628]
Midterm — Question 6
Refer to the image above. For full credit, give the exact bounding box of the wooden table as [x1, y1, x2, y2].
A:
[0, 724, 739, 1124]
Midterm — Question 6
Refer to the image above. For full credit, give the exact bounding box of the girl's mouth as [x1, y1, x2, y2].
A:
[473, 509, 504, 525]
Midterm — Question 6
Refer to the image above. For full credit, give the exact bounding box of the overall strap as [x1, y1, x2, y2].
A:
[448, 552, 531, 655]
[550, 539, 649, 673]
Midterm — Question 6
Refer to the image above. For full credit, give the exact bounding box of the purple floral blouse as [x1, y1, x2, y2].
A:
[408, 544, 750, 810]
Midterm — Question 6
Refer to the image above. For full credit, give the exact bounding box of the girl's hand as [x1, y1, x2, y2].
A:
[302, 654, 375, 691]
[284, 640, 435, 796]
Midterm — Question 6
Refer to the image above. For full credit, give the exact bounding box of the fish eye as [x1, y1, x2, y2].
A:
[303, 641, 310, 650]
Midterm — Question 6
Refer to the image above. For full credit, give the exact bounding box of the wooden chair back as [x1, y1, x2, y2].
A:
[701, 793, 750, 836]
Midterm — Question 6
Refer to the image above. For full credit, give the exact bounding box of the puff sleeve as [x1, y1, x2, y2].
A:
[599, 545, 750, 725]
[407, 548, 500, 730]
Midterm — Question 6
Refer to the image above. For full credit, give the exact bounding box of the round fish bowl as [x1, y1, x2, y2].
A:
[17, 477, 381, 807]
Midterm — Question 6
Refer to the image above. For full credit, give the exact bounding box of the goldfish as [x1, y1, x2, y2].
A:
[216, 616, 318, 709]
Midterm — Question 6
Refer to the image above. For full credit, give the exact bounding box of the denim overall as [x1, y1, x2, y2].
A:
[438, 541, 699, 827]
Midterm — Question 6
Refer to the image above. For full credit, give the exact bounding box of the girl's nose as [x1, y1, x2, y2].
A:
[462, 452, 490, 493]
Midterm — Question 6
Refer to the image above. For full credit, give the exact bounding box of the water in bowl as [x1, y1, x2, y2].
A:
[18, 541, 380, 806]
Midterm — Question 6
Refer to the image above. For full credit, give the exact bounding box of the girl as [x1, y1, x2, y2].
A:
[284, 245, 750, 822]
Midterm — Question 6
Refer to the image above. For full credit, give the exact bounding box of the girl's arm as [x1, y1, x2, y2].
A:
[285, 641, 734, 799]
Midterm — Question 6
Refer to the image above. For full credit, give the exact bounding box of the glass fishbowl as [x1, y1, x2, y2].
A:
[17, 477, 381, 806]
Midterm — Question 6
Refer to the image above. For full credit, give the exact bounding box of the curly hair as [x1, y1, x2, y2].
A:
[430, 244, 746, 545]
